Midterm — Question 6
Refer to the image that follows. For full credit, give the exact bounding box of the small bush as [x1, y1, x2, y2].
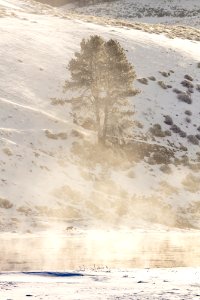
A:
[197, 62, 200, 68]
[185, 117, 191, 123]
[177, 93, 192, 104]
[159, 71, 170, 77]
[160, 164, 172, 174]
[82, 118, 96, 130]
[196, 134, 200, 140]
[17, 206, 32, 215]
[196, 84, 200, 92]
[179, 145, 187, 151]
[187, 135, 199, 145]
[158, 81, 168, 89]
[189, 162, 200, 172]
[2, 147, 12, 156]
[137, 78, 148, 85]
[181, 79, 194, 88]
[185, 110, 192, 116]
[179, 131, 187, 138]
[187, 87, 194, 94]
[179, 155, 189, 166]
[51, 98, 66, 105]
[71, 130, 84, 138]
[170, 124, 181, 134]
[184, 74, 193, 81]
[164, 115, 173, 125]
[182, 173, 200, 192]
[150, 152, 172, 164]
[0, 198, 13, 209]
[150, 124, 170, 137]
[173, 88, 182, 94]
[148, 76, 156, 81]
[165, 130, 171, 136]
[45, 130, 67, 140]
[134, 120, 143, 129]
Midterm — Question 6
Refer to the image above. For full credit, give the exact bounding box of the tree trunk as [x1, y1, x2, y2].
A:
[94, 99, 101, 144]
[102, 103, 108, 145]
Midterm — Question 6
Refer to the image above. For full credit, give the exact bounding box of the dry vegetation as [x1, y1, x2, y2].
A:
[158, 180, 179, 196]
[157, 81, 168, 89]
[0, 197, 13, 209]
[2, 147, 13, 156]
[182, 173, 200, 193]
[0, 7, 17, 18]
[62, 12, 200, 42]
[45, 129, 68, 140]
[137, 77, 148, 85]
[150, 124, 171, 138]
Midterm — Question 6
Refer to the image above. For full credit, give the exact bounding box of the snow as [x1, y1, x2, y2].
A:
[0, 268, 200, 299]
[0, 0, 20, 9]
[66, 0, 200, 28]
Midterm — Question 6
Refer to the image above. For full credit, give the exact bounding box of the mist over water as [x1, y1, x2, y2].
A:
[1, 229, 200, 271]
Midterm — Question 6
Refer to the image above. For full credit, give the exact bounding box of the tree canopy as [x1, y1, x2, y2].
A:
[64, 35, 138, 145]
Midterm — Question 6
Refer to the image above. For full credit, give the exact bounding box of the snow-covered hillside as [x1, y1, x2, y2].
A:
[0, 0, 200, 233]
[65, 0, 200, 28]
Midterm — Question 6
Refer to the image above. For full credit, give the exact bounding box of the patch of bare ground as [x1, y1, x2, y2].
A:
[0, 7, 17, 18]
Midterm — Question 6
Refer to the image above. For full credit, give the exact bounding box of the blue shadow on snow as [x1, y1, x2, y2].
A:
[22, 272, 84, 277]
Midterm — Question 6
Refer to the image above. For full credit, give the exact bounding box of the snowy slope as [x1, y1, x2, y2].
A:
[0, 0, 200, 232]
[65, 0, 200, 28]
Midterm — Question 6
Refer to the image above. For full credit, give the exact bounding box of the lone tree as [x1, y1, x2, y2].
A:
[64, 35, 138, 145]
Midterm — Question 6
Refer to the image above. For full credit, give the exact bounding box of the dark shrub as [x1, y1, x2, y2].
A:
[179, 145, 187, 151]
[196, 134, 200, 140]
[187, 135, 199, 145]
[160, 164, 172, 174]
[150, 124, 170, 137]
[179, 131, 187, 138]
[135, 120, 143, 129]
[185, 110, 192, 116]
[184, 74, 193, 81]
[181, 80, 194, 88]
[159, 71, 170, 77]
[170, 124, 181, 134]
[164, 115, 173, 125]
[187, 87, 194, 94]
[137, 78, 148, 85]
[177, 93, 192, 104]
[151, 152, 171, 164]
[0, 198, 13, 209]
[158, 81, 168, 89]
[173, 88, 182, 94]
[165, 130, 171, 136]
[148, 76, 156, 81]
[185, 117, 191, 123]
